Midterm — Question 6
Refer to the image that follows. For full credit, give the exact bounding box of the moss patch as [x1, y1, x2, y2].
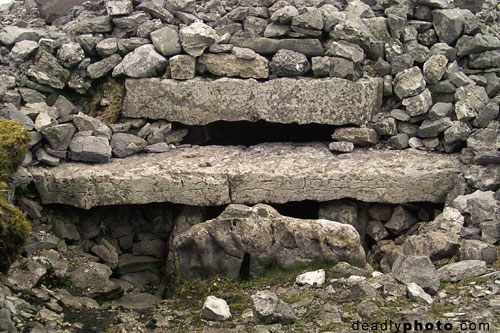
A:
[0, 199, 31, 273]
[0, 119, 30, 181]
[88, 78, 124, 124]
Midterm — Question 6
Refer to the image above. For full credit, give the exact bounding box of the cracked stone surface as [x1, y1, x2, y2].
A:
[122, 77, 382, 126]
[29, 143, 463, 209]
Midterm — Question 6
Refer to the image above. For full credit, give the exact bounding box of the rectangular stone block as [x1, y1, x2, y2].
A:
[122, 77, 383, 126]
[30, 143, 464, 209]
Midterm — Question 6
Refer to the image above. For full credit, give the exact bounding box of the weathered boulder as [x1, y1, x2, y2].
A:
[70, 262, 122, 299]
[123, 77, 382, 125]
[198, 53, 269, 79]
[169, 55, 196, 80]
[437, 260, 487, 282]
[29, 144, 463, 209]
[269, 49, 310, 77]
[150, 26, 181, 57]
[69, 136, 112, 163]
[168, 204, 366, 279]
[0, 26, 44, 45]
[392, 255, 440, 294]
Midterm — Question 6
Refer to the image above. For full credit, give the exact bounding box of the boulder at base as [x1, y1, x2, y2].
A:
[167, 204, 366, 279]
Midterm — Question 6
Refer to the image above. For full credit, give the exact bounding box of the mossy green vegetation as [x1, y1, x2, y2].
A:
[0, 199, 31, 273]
[88, 78, 124, 124]
[0, 119, 30, 181]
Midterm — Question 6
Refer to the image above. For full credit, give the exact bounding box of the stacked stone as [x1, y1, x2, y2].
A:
[0, 0, 498, 167]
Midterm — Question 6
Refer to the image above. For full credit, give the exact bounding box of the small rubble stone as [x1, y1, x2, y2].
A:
[36, 148, 60, 166]
[366, 220, 389, 241]
[111, 133, 147, 158]
[432, 9, 465, 45]
[96, 38, 118, 57]
[385, 206, 418, 235]
[198, 53, 269, 79]
[201, 296, 232, 321]
[105, 0, 133, 17]
[251, 291, 296, 324]
[393, 66, 426, 99]
[113, 44, 167, 78]
[231, 46, 256, 60]
[437, 260, 487, 282]
[41, 123, 76, 150]
[69, 136, 112, 163]
[392, 255, 440, 294]
[331, 127, 378, 146]
[402, 89, 433, 117]
[406, 282, 433, 305]
[27, 50, 70, 89]
[179, 22, 219, 57]
[328, 141, 354, 153]
[169, 55, 196, 80]
[87, 54, 123, 79]
[459, 240, 498, 264]
[270, 49, 310, 77]
[150, 26, 181, 57]
[57, 43, 85, 68]
[423, 54, 447, 84]
[296, 269, 326, 287]
[417, 117, 453, 138]
[10, 40, 39, 60]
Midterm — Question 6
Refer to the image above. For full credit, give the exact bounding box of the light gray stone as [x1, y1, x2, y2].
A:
[460, 240, 498, 264]
[417, 117, 452, 138]
[105, 0, 133, 16]
[296, 269, 326, 287]
[41, 123, 76, 150]
[392, 255, 440, 294]
[201, 296, 232, 321]
[231, 46, 256, 60]
[87, 54, 123, 79]
[251, 291, 296, 324]
[111, 133, 147, 158]
[150, 26, 181, 57]
[432, 9, 464, 45]
[123, 77, 381, 126]
[326, 41, 364, 64]
[96, 38, 118, 57]
[402, 89, 433, 117]
[437, 260, 487, 281]
[73, 113, 112, 138]
[169, 55, 196, 80]
[423, 54, 447, 84]
[112, 44, 167, 78]
[328, 141, 354, 153]
[0, 25, 44, 45]
[456, 34, 500, 57]
[231, 37, 324, 57]
[70, 262, 122, 299]
[198, 53, 268, 79]
[393, 66, 426, 99]
[69, 136, 112, 163]
[385, 206, 418, 236]
[57, 42, 85, 67]
[406, 282, 433, 305]
[179, 22, 219, 57]
[137, 0, 174, 23]
[30, 144, 464, 209]
[27, 51, 70, 89]
[331, 127, 378, 146]
[10, 40, 39, 60]
[36, 148, 60, 166]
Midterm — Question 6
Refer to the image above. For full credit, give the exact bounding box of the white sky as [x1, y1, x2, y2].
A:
[0, 0, 12, 4]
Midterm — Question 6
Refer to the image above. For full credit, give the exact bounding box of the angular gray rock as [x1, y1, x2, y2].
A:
[179, 22, 219, 57]
[270, 49, 310, 77]
[251, 291, 296, 324]
[123, 77, 381, 125]
[168, 204, 366, 279]
[417, 117, 453, 138]
[456, 34, 500, 57]
[393, 66, 426, 99]
[69, 136, 112, 163]
[73, 113, 112, 138]
[423, 54, 447, 84]
[459, 240, 498, 264]
[112, 44, 167, 78]
[432, 9, 464, 45]
[406, 282, 433, 305]
[111, 133, 147, 158]
[366, 220, 389, 241]
[198, 53, 269, 79]
[87, 54, 123, 79]
[385, 206, 418, 236]
[57, 42, 85, 67]
[105, 0, 133, 16]
[150, 26, 181, 57]
[328, 141, 354, 153]
[27, 51, 70, 89]
[70, 262, 122, 299]
[137, 0, 175, 24]
[36, 148, 60, 166]
[10, 40, 39, 60]
[201, 296, 232, 321]
[29, 144, 464, 209]
[402, 89, 433, 117]
[437, 260, 487, 282]
[41, 123, 76, 150]
[392, 255, 440, 294]
[0, 25, 44, 45]
[96, 38, 118, 57]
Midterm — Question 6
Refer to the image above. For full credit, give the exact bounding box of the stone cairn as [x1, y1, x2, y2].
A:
[0, 0, 499, 331]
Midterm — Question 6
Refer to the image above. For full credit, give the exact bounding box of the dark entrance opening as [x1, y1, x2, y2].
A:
[239, 253, 251, 281]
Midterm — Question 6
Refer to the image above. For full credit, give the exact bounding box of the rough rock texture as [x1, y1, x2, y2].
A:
[29, 144, 463, 209]
[122, 77, 382, 125]
[201, 296, 231, 321]
[168, 204, 366, 279]
[198, 53, 269, 79]
[251, 291, 296, 324]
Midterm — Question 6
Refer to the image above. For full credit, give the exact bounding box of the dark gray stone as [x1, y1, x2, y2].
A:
[432, 9, 464, 45]
[270, 49, 310, 77]
[111, 133, 147, 158]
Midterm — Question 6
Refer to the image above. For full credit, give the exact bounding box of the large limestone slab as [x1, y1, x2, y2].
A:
[122, 77, 382, 126]
[30, 143, 463, 209]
